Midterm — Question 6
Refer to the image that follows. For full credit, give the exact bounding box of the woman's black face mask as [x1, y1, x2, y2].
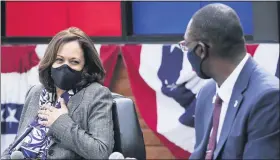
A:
[51, 64, 82, 90]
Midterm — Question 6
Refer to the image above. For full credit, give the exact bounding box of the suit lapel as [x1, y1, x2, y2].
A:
[213, 93, 243, 159]
[49, 87, 85, 147]
[195, 86, 216, 158]
[201, 101, 215, 154]
[67, 88, 86, 116]
[213, 57, 257, 159]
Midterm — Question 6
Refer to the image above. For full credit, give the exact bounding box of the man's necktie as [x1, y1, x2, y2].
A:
[205, 94, 223, 160]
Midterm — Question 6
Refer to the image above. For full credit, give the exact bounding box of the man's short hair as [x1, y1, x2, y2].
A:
[189, 3, 246, 59]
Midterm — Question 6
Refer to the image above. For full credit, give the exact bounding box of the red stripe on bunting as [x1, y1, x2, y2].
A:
[100, 45, 119, 88]
[121, 45, 158, 131]
[121, 45, 191, 159]
[246, 44, 259, 57]
[1, 45, 39, 73]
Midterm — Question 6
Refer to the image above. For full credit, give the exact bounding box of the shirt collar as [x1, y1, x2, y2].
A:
[216, 54, 250, 103]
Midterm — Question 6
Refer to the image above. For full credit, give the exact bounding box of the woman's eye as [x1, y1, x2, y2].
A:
[56, 58, 63, 62]
[71, 61, 79, 64]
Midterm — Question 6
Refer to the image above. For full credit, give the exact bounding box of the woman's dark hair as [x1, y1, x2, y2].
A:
[39, 27, 105, 92]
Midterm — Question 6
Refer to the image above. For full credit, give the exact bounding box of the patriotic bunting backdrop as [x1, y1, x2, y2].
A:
[1, 43, 279, 158]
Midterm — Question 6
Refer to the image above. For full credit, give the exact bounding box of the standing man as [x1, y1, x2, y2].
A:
[180, 3, 280, 159]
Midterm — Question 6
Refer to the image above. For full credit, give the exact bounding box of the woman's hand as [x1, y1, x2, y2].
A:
[38, 98, 69, 127]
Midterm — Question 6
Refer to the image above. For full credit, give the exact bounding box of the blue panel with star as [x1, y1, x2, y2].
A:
[1, 103, 23, 134]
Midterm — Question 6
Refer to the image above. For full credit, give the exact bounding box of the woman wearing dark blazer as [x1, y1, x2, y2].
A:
[1, 27, 114, 159]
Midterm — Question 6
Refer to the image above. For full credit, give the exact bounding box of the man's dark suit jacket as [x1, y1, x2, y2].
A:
[190, 57, 280, 159]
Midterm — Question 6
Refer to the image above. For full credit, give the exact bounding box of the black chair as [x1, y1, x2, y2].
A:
[111, 93, 146, 160]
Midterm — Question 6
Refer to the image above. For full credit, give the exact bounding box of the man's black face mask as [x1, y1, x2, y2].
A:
[187, 43, 211, 79]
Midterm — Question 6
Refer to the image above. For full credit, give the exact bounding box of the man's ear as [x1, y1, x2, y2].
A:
[196, 42, 208, 59]
[195, 45, 205, 59]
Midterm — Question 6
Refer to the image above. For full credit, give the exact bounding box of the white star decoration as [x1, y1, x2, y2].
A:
[170, 44, 182, 53]
[166, 83, 178, 91]
[5, 107, 19, 123]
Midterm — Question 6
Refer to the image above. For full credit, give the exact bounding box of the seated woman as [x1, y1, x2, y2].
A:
[1, 27, 114, 159]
